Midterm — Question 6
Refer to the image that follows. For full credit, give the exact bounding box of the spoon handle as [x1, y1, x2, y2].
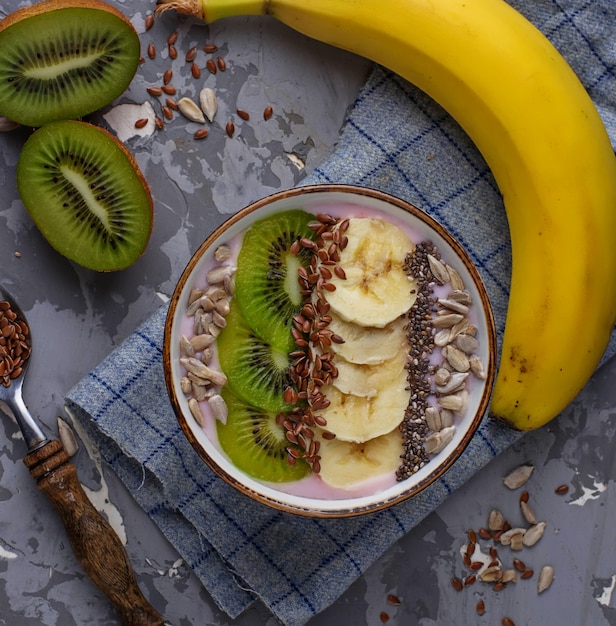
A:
[23, 439, 167, 626]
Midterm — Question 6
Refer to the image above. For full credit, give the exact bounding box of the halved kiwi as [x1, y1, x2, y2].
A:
[218, 386, 310, 483]
[234, 209, 317, 352]
[217, 300, 297, 414]
[17, 120, 153, 271]
[0, 0, 141, 127]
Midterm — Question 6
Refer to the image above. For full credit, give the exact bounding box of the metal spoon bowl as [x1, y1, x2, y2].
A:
[0, 286, 46, 450]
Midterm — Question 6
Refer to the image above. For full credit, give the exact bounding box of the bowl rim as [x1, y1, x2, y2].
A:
[163, 183, 497, 518]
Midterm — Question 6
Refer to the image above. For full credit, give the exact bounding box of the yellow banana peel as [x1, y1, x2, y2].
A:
[156, 0, 616, 431]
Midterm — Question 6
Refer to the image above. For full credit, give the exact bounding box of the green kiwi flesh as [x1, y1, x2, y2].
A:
[218, 386, 310, 483]
[0, 0, 141, 127]
[217, 300, 297, 414]
[234, 209, 317, 352]
[17, 120, 153, 271]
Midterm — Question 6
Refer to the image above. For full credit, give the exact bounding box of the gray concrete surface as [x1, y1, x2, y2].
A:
[1, 2, 615, 625]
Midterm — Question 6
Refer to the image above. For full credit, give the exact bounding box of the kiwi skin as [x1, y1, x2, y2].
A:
[0, 0, 141, 127]
[17, 120, 153, 271]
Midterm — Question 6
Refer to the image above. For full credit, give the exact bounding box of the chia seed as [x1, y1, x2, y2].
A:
[396, 240, 441, 481]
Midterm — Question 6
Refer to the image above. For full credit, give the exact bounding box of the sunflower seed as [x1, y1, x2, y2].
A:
[446, 264, 465, 290]
[199, 87, 218, 122]
[427, 254, 450, 284]
[191, 382, 209, 402]
[436, 371, 469, 395]
[520, 500, 538, 525]
[501, 569, 518, 583]
[180, 334, 195, 357]
[437, 298, 469, 315]
[188, 398, 205, 426]
[424, 425, 455, 454]
[489, 508, 506, 531]
[449, 289, 473, 305]
[433, 328, 451, 347]
[438, 390, 468, 413]
[434, 368, 451, 386]
[425, 406, 442, 431]
[480, 565, 503, 583]
[499, 527, 525, 547]
[180, 376, 192, 394]
[432, 313, 464, 328]
[538, 565, 554, 593]
[522, 521, 546, 547]
[201, 347, 213, 365]
[180, 357, 227, 386]
[57, 416, 79, 456]
[214, 244, 231, 261]
[208, 394, 228, 424]
[444, 344, 470, 372]
[178, 97, 206, 124]
[455, 333, 479, 354]
[469, 354, 487, 379]
[207, 265, 235, 284]
[503, 464, 534, 489]
[190, 333, 216, 351]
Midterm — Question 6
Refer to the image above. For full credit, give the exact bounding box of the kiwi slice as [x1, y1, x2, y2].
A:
[217, 300, 297, 414]
[17, 120, 153, 271]
[218, 386, 310, 483]
[0, 0, 141, 127]
[234, 209, 317, 352]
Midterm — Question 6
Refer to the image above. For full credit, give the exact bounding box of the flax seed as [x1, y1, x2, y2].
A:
[236, 108, 250, 121]
[451, 577, 463, 591]
[203, 43, 218, 53]
[168, 44, 178, 60]
[162, 85, 176, 96]
[194, 128, 209, 140]
[167, 31, 178, 45]
[191, 62, 201, 79]
[226, 121, 235, 137]
[147, 43, 156, 59]
[145, 14, 154, 30]
[263, 105, 273, 120]
[147, 86, 163, 97]
[476, 600, 485, 616]
[216, 56, 226, 71]
[163, 69, 173, 85]
[185, 46, 198, 62]
[134, 118, 148, 129]
[555, 484, 569, 495]
[206, 59, 217, 74]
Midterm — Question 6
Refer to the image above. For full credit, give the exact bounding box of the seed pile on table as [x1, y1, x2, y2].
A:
[450, 463, 558, 622]
[0, 299, 31, 387]
[140, 13, 275, 140]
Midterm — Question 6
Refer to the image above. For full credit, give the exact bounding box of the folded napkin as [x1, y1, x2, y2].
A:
[65, 1, 616, 624]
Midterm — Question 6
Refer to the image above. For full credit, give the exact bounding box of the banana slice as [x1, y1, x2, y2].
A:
[326, 218, 416, 327]
[332, 346, 407, 397]
[317, 428, 404, 490]
[320, 364, 409, 442]
[328, 311, 407, 365]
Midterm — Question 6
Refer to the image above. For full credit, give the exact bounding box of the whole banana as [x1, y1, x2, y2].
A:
[156, 0, 616, 431]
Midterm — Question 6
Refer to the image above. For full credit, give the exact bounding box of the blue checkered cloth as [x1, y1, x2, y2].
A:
[65, 1, 616, 624]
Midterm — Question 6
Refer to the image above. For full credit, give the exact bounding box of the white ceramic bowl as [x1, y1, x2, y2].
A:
[163, 184, 496, 517]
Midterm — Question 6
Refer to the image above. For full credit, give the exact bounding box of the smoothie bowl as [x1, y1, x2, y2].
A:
[163, 184, 496, 517]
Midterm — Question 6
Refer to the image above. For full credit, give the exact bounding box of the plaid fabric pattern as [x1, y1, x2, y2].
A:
[65, 1, 616, 624]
